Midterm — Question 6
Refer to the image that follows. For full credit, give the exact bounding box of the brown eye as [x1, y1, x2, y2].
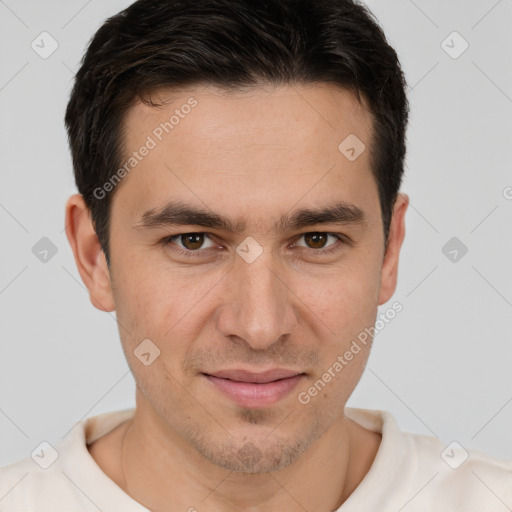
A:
[179, 233, 206, 250]
[303, 232, 329, 249]
[164, 232, 216, 253]
[292, 232, 346, 255]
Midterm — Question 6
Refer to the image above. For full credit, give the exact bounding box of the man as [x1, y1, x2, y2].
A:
[1, 0, 510, 510]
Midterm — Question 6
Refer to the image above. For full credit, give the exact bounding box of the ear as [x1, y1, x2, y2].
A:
[64, 194, 115, 312]
[378, 192, 409, 305]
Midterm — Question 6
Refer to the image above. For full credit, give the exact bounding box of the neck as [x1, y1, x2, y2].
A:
[115, 401, 376, 512]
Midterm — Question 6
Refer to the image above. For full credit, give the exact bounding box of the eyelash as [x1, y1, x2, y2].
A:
[160, 232, 349, 259]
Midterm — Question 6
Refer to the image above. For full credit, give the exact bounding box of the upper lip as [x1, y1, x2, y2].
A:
[204, 369, 304, 383]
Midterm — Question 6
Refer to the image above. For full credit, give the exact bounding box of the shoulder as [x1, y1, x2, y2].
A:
[401, 430, 512, 509]
[0, 409, 137, 512]
[344, 407, 512, 510]
[0, 454, 86, 512]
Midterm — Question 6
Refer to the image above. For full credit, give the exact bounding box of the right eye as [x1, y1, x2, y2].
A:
[161, 232, 219, 257]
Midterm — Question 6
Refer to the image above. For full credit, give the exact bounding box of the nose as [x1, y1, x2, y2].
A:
[216, 247, 298, 351]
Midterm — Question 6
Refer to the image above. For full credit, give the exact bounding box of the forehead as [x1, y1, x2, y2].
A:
[112, 83, 379, 231]
[123, 82, 372, 152]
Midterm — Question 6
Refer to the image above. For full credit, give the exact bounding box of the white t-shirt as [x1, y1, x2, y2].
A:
[1, 407, 511, 511]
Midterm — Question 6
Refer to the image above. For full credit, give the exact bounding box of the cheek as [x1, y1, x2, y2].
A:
[112, 259, 222, 356]
[295, 258, 381, 333]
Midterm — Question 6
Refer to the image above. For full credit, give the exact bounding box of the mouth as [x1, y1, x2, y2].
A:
[202, 369, 306, 408]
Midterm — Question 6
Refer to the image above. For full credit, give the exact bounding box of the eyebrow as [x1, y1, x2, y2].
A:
[132, 199, 366, 233]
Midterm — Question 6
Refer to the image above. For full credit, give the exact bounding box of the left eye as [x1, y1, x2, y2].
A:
[293, 232, 340, 250]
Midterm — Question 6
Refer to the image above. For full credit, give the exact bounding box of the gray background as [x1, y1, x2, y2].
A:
[1, 0, 511, 468]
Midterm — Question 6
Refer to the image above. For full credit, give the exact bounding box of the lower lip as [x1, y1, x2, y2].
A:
[204, 374, 305, 408]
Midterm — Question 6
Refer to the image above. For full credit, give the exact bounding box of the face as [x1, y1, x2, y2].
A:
[68, 83, 407, 473]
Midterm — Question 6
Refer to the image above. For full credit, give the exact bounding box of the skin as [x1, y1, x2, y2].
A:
[65, 83, 408, 511]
